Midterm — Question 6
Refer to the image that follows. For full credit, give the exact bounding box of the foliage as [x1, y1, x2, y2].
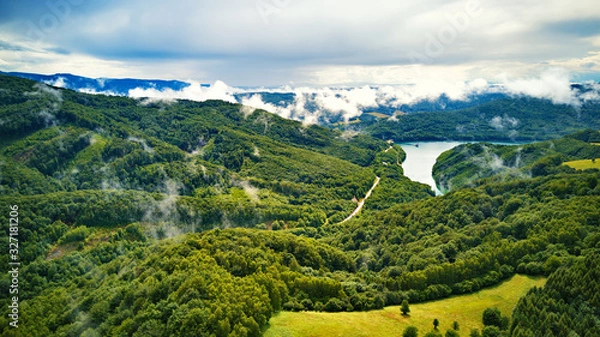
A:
[401, 299, 411, 315]
[1, 74, 599, 336]
[404, 326, 419, 337]
[365, 97, 600, 142]
[433, 131, 600, 192]
[509, 251, 600, 337]
[265, 275, 545, 336]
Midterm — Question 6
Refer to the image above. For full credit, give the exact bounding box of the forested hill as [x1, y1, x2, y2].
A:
[364, 97, 600, 142]
[0, 72, 437, 230]
[432, 130, 600, 193]
[1, 73, 599, 337]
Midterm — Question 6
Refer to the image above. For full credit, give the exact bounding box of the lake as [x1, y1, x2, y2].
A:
[399, 141, 528, 195]
[398, 142, 464, 195]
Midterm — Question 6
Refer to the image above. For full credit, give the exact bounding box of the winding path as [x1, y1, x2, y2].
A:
[340, 176, 380, 223]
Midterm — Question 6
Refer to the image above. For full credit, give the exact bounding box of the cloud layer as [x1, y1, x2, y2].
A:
[0, 0, 599, 85]
[96, 69, 599, 124]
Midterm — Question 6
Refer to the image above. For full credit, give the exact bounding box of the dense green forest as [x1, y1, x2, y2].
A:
[1, 74, 599, 336]
[510, 251, 600, 337]
[432, 130, 600, 193]
[363, 97, 600, 142]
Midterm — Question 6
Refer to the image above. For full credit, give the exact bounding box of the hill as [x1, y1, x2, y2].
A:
[1, 73, 600, 336]
[365, 97, 600, 142]
[0, 71, 194, 95]
[432, 130, 600, 192]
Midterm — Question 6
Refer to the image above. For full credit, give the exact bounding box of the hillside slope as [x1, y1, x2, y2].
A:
[432, 130, 600, 192]
[1, 74, 600, 336]
[365, 97, 600, 142]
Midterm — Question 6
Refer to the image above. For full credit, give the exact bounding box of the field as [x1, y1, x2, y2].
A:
[564, 159, 600, 170]
[365, 112, 392, 119]
[264, 275, 546, 337]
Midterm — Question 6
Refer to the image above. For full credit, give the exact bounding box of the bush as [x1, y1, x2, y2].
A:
[403, 326, 418, 337]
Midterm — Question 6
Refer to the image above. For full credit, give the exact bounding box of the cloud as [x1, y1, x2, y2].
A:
[44, 76, 67, 88]
[77, 87, 120, 96]
[73, 68, 589, 126]
[238, 78, 496, 123]
[38, 110, 58, 127]
[127, 137, 154, 153]
[580, 81, 600, 101]
[489, 115, 519, 131]
[1, 0, 600, 85]
[499, 69, 579, 105]
[128, 80, 237, 103]
[234, 180, 260, 203]
[26, 83, 63, 102]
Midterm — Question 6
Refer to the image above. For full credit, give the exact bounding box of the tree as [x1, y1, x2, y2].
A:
[482, 307, 502, 327]
[401, 299, 411, 315]
[452, 321, 460, 331]
[424, 331, 442, 337]
[403, 326, 419, 337]
[481, 326, 501, 337]
[433, 318, 440, 330]
[469, 329, 482, 337]
[445, 329, 460, 337]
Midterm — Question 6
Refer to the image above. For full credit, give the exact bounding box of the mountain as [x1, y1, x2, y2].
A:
[6, 71, 600, 135]
[0, 71, 198, 96]
[432, 130, 600, 193]
[0, 74, 599, 336]
[365, 97, 600, 142]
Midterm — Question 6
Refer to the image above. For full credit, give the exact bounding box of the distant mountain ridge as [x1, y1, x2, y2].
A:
[3, 70, 600, 130]
[0, 71, 199, 96]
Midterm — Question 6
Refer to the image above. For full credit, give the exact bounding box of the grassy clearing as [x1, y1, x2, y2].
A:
[69, 133, 107, 168]
[365, 112, 391, 119]
[563, 159, 600, 170]
[264, 274, 545, 337]
[332, 119, 362, 127]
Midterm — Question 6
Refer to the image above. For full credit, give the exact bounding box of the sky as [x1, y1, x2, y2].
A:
[0, 0, 599, 86]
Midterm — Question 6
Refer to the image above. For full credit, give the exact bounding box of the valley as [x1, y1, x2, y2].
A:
[0, 74, 599, 337]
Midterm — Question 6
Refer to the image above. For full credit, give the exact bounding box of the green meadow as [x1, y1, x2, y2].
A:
[265, 275, 546, 337]
[564, 159, 600, 170]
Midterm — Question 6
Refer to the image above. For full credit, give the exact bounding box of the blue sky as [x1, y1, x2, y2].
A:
[0, 0, 599, 86]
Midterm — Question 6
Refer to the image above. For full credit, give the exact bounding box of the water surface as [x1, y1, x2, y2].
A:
[398, 142, 465, 195]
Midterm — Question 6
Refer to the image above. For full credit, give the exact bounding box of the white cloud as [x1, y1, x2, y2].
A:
[1, 1, 599, 86]
[489, 115, 519, 131]
[44, 76, 67, 88]
[580, 81, 600, 101]
[127, 137, 154, 153]
[107, 68, 595, 125]
[499, 68, 578, 105]
[128, 80, 238, 103]
[234, 180, 260, 203]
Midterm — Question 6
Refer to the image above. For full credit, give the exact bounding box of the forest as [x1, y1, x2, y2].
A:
[363, 97, 600, 142]
[0, 74, 599, 336]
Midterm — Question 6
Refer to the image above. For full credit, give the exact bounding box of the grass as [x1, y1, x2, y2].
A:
[69, 133, 107, 168]
[264, 275, 545, 337]
[332, 119, 362, 126]
[563, 159, 600, 170]
[365, 112, 391, 119]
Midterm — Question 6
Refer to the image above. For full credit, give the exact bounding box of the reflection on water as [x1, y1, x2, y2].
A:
[398, 142, 465, 196]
